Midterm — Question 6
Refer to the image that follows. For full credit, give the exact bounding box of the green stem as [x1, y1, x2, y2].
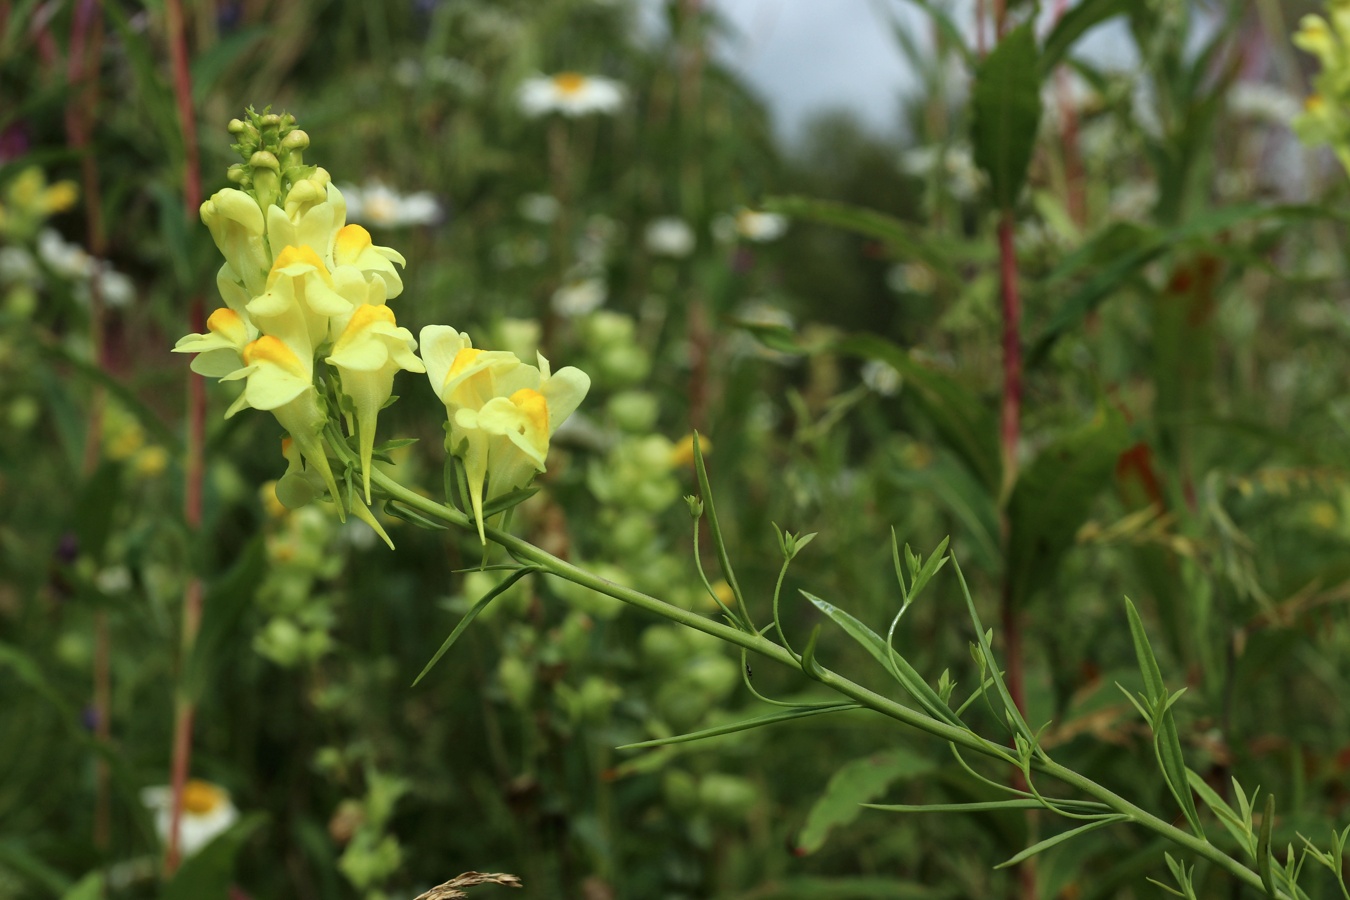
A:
[353, 454, 1281, 895]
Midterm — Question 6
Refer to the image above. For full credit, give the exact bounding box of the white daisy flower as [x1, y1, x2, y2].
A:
[518, 193, 561, 224]
[517, 73, 625, 118]
[714, 208, 788, 244]
[1227, 82, 1302, 126]
[551, 277, 607, 317]
[861, 359, 902, 397]
[644, 217, 695, 258]
[141, 780, 239, 858]
[339, 181, 442, 228]
[550, 277, 610, 319]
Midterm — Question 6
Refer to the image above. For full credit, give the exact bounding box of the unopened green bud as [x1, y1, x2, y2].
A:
[685, 494, 704, 519]
[227, 118, 247, 134]
[281, 129, 309, 152]
[226, 163, 250, 185]
[259, 112, 282, 128]
[249, 150, 280, 172]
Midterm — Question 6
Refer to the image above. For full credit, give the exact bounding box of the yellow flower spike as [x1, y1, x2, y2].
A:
[200, 188, 270, 297]
[326, 303, 426, 502]
[223, 337, 342, 514]
[172, 307, 257, 377]
[333, 223, 406, 299]
[246, 245, 352, 360]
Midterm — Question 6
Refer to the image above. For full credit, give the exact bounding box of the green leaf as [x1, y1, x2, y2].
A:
[383, 500, 451, 531]
[1186, 769, 1253, 857]
[953, 559, 1035, 747]
[1124, 600, 1205, 838]
[971, 22, 1043, 210]
[36, 340, 182, 453]
[161, 814, 266, 900]
[1005, 408, 1128, 607]
[73, 461, 122, 567]
[1257, 794, 1277, 898]
[762, 195, 958, 281]
[184, 539, 266, 702]
[795, 748, 936, 855]
[834, 334, 1001, 491]
[1040, 0, 1141, 73]
[994, 816, 1129, 869]
[190, 25, 267, 102]
[866, 799, 1083, 813]
[1030, 205, 1334, 363]
[412, 567, 538, 686]
[803, 591, 962, 727]
[60, 872, 103, 900]
[617, 703, 859, 750]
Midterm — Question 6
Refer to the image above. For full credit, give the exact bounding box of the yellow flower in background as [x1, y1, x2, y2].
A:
[172, 307, 257, 377]
[1294, 2, 1350, 173]
[668, 433, 712, 469]
[0, 167, 78, 240]
[421, 325, 590, 541]
[222, 336, 340, 505]
[327, 304, 425, 502]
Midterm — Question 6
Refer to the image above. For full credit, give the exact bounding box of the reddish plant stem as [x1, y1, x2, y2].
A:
[163, 0, 206, 876]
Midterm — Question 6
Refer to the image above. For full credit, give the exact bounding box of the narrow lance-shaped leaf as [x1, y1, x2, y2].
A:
[994, 816, 1130, 869]
[1040, 0, 1141, 73]
[412, 567, 538, 686]
[803, 591, 963, 727]
[1257, 794, 1277, 898]
[1125, 599, 1205, 838]
[970, 22, 1044, 211]
[692, 432, 751, 630]
[616, 703, 859, 751]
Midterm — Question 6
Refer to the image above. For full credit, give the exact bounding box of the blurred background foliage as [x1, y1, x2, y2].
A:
[5, 0, 1350, 897]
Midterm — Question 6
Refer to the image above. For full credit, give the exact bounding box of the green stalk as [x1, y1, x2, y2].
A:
[348, 446, 1282, 895]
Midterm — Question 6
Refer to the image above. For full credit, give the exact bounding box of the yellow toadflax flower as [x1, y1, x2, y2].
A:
[327, 303, 425, 502]
[245, 245, 352, 360]
[421, 325, 590, 541]
[172, 307, 257, 377]
[222, 335, 340, 505]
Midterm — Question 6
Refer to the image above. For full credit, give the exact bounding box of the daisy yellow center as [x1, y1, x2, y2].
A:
[182, 780, 227, 815]
[552, 72, 587, 95]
